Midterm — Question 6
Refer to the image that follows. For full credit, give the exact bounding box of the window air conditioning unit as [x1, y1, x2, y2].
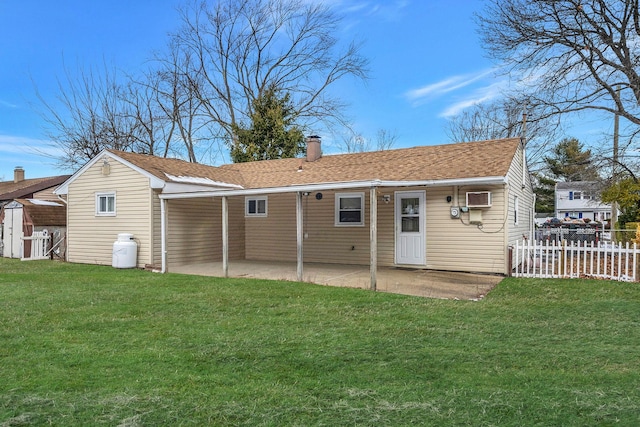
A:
[466, 191, 492, 208]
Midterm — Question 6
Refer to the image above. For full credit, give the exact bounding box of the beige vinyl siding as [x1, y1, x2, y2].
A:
[67, 159, 153, 267]
[505, 143, 535, 271]
[227, 196, 246, 260]
[165, 196, 245, 269]
[304, 190, 372, 264]
[245, 190, 394, 266]
[426, 185, 508, 274]
[506, 145, 535, 245]
[245, 190, 374, 264]
[166, 198, 221, 267]
[33, 187, 61, 201]
[375, 190, 396, 266]
[245, 193, 297, 261]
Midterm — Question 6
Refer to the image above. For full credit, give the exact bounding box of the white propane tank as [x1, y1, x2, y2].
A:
[112, 233, 137, 268]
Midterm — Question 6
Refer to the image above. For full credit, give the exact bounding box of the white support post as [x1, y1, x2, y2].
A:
[296, 191, 304, 281]
[370, 187, 377, 291]
[222, 196, 229, 278]
[161, 198, 167, 273]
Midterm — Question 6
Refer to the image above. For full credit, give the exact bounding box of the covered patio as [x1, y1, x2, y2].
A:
[169, 260, 503, 300]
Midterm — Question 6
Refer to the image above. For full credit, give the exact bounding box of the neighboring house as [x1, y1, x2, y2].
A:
[555, 181, 612, 222]
[0, 167, 70, 207]
[0, 167, 71, 257]
[54, 137, 534, 284]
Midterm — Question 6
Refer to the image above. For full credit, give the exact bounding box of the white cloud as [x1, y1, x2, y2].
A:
[0, 100, 18, 109]
[438, 81, 507, 117]
[405, 68, 496, 105]
[0, 134, 60, 157]
[324, 0, 408, 20]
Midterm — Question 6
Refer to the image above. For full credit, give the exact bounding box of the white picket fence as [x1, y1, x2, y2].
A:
[21, 230, 51, 261]
[513, 239, 639, 282]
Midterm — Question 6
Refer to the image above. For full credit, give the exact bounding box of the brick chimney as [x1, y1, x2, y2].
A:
[14, 166, 24, 183]
[306, 135, 322, 162]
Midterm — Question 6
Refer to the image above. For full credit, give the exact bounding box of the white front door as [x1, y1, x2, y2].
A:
[395, 191, 426, 265]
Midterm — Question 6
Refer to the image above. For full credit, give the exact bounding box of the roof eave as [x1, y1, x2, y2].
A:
[54, 150, 167, 195]
[159, 176, 507, 200]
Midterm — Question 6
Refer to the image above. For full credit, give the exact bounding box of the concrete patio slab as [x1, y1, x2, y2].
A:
[169, 260, 503, 300]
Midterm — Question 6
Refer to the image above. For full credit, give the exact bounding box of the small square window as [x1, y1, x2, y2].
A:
[245, 197, 267, 217]
[96, 192, 116, 216]
[335, 192, 364, 226]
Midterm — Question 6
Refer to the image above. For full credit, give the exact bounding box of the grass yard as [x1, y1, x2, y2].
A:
[1, 259, 639, 426]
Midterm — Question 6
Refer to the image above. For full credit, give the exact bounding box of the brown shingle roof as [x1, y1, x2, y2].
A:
[0, 175, 71, 202]
[109, 138, 520, 190]
[109, 150, 246, 187]
[222, 138, 520, 188]
[16, 199, 67, 226]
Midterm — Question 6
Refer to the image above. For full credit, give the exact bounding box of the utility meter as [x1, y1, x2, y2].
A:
[450, 206, 460, 219]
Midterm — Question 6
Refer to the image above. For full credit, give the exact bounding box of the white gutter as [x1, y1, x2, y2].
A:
[159, 176, 507, 200]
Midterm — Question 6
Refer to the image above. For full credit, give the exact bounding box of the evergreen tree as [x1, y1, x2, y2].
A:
[543, 137, 600, 182]
[532, 172, 556, 213]
[533, 137, 600, 213]
[230, 86, 305, 163]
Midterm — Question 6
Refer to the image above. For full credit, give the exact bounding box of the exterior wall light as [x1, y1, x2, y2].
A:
[102, 158, 111, 176]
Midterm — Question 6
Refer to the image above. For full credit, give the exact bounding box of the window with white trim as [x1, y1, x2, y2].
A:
[96, 192, 116, 216]
[335, 192, 364, 226]
[245, 196, 267, 217]
[514, 196, 519, 225]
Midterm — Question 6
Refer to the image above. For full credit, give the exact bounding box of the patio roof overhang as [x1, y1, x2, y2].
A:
[158, 176, 508, 200]
[158, 174, 508, 287]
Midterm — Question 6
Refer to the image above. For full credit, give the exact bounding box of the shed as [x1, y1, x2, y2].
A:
[0, 199, 66, 259]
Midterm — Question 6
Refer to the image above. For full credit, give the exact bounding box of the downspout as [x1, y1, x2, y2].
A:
[521, 109, 528, 191]
[370, 186, 377, 291]
[222, 196, 228, 278]
[531, 193, 537, 240]
[161, 198, 167, 273]
[296, 191, 304, 281]
[56, 194, 68, 261]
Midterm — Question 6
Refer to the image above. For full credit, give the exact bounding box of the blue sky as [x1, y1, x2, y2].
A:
[0, 0, 608, 180]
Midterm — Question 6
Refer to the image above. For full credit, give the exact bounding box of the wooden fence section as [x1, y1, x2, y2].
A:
[513, 239, 639, 282]
[21, 231, 51, 261]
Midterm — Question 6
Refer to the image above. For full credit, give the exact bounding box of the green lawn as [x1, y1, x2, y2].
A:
[1, 258, 639, 426]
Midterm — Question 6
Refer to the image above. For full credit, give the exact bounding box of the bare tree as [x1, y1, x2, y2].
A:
[477, 0, 640, 127]
[374, 129, 398, 151]
[152, 38, 212, 162]
[446, 97, 561, 171]
[122, 73, 167, 157]
[36, 0, 367, 168]
[335, 127, 398, 153]
[36, 62, 138, 170]
[172, 0, 369, 154]
[339, 131, 369, 153]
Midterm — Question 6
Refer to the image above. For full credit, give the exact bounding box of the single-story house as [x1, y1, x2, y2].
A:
[54, 137, 534, 287]
[0, 167, 70, 206]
